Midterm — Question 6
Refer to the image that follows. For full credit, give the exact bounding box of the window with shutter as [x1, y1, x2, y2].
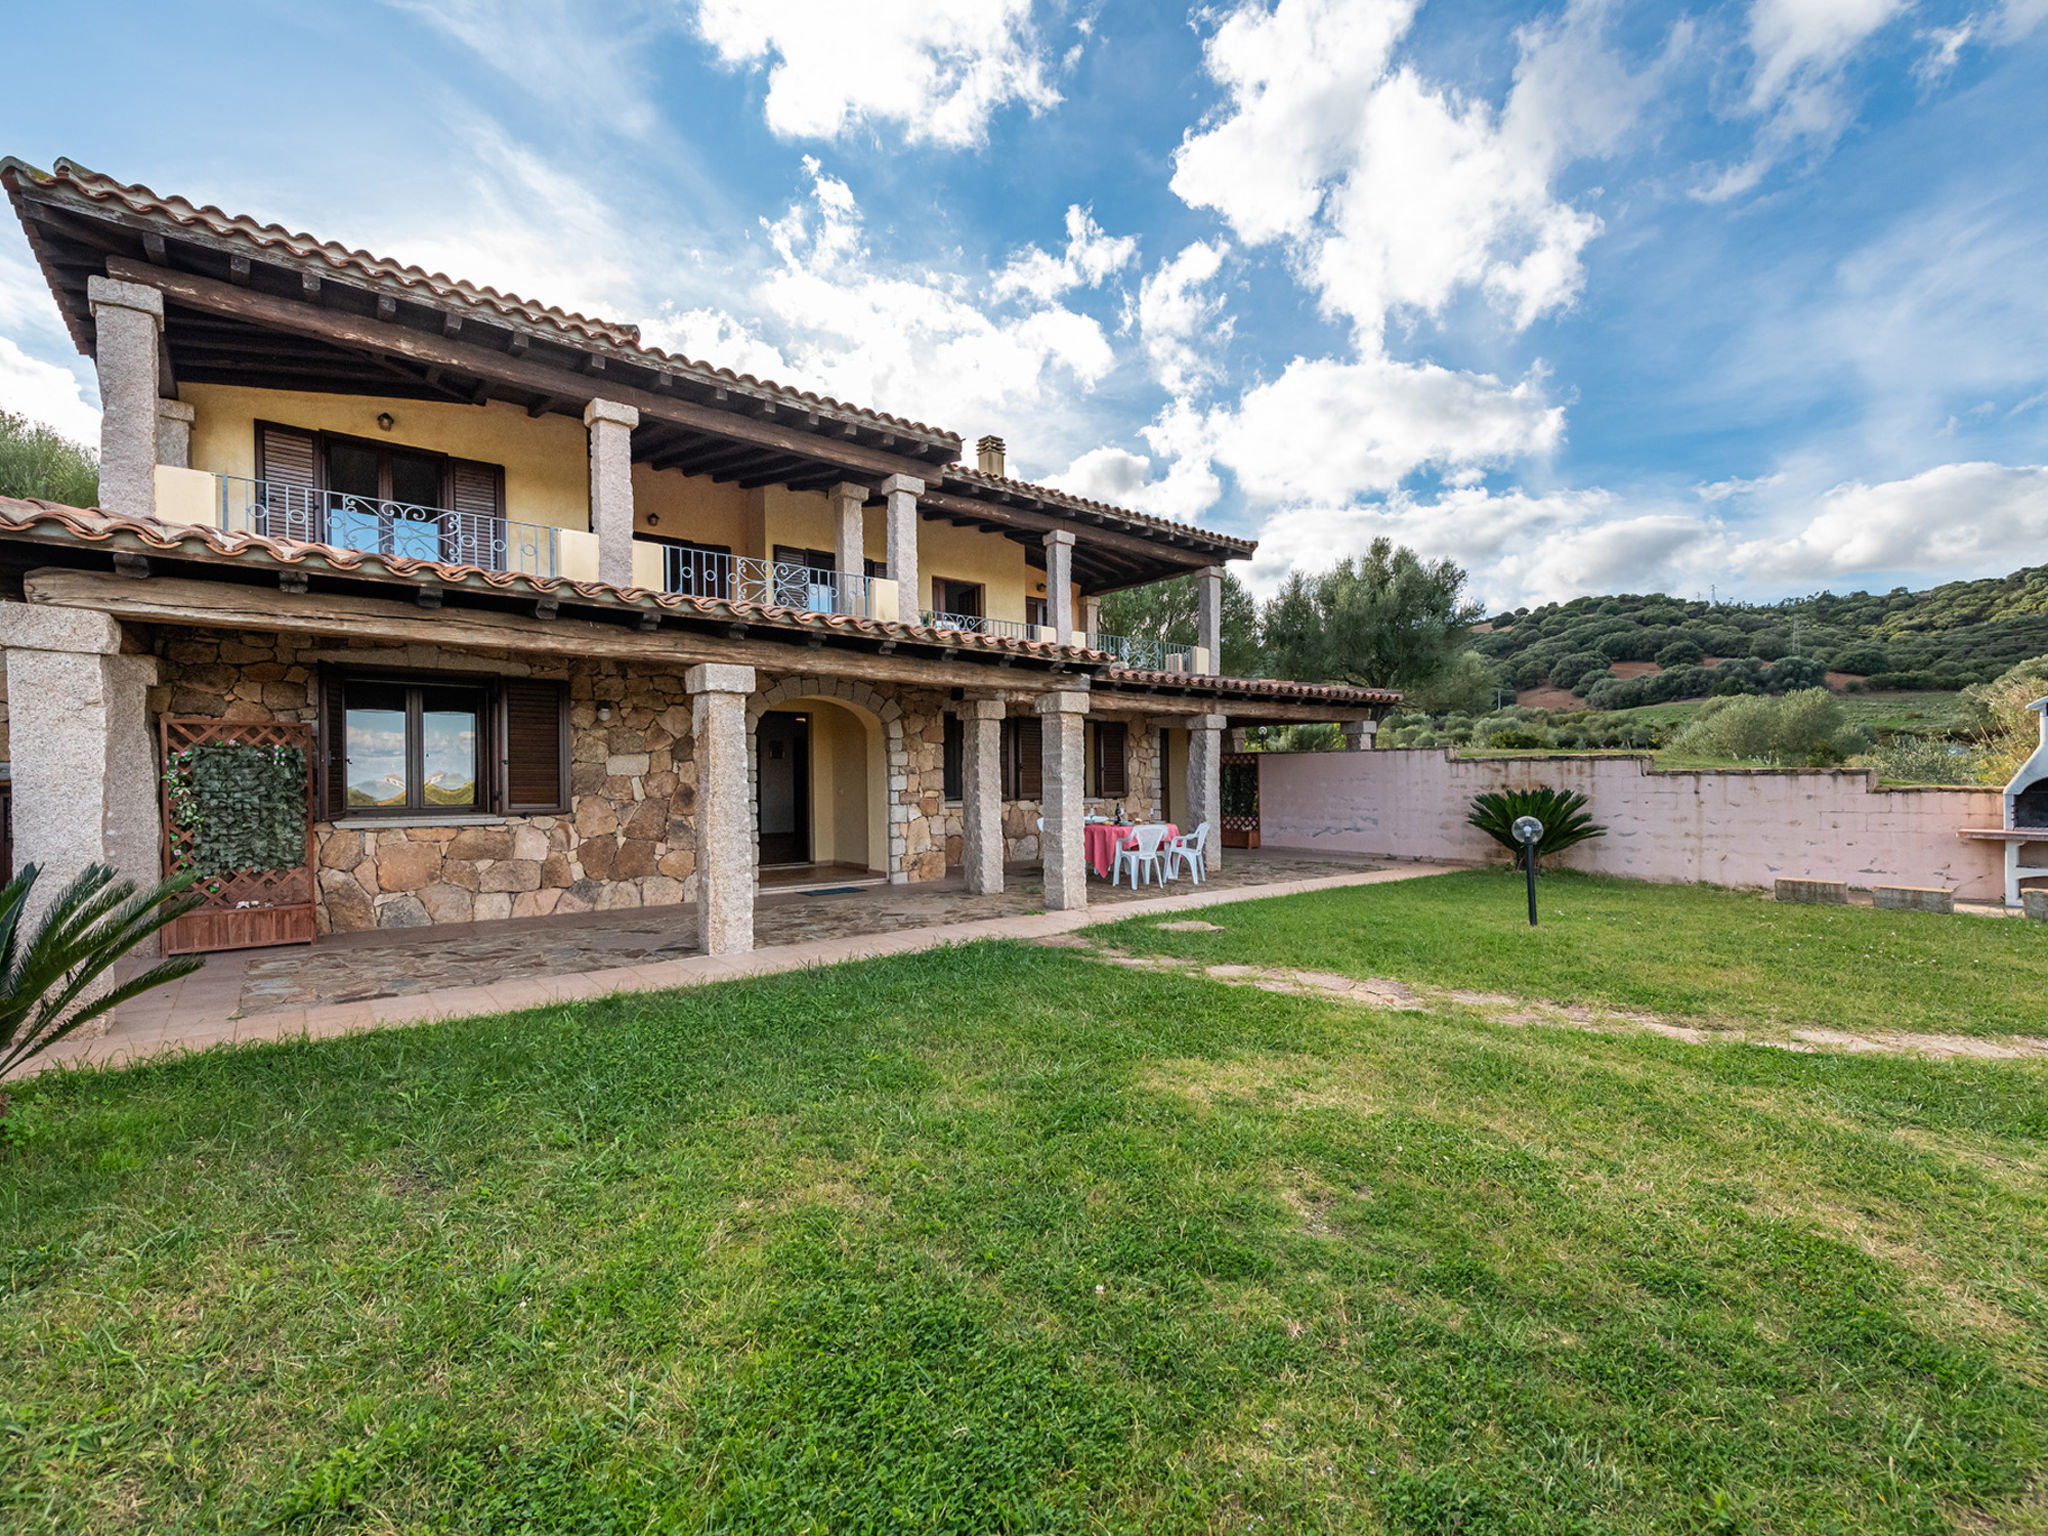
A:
[318, 669, 350, 820]
[503, 680, 569, 814]
[446, 459, 504, 569]
[942, 713, 963, 802]
[1093, 722, 1128, 798]
[1016, 715, 1043, 800]
[257, 424, 320, 543]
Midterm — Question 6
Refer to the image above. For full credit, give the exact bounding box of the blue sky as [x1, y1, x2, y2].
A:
[2, 0, 2044, 610]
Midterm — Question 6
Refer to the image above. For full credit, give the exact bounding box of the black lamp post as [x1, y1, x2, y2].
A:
[1512, 814, 1543, 927]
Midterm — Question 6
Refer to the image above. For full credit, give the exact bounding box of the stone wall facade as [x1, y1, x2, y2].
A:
[129, 630, 988, 933]
[146, 627, 703, 933]
[940, 713, 1166, 868]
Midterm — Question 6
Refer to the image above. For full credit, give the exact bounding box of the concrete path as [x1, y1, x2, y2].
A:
[17, 864, 1458, 1079]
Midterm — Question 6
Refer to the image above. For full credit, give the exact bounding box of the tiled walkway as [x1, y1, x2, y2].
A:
[25, 856, 1454, 1078]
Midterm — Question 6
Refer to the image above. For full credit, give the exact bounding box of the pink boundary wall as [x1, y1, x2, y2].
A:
[1257, 750, 2006, 900]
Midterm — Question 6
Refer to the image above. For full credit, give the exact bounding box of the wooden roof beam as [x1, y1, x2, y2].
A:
[105, 256, 939, 483]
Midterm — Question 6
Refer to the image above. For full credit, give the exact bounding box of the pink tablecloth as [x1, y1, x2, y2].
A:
[1083, 822, 1177, 879]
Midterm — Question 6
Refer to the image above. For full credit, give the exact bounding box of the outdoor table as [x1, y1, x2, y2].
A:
[1084, 821, 1178, 879]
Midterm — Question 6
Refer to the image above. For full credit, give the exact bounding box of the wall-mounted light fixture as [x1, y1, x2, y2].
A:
[376, 412, 395, 432]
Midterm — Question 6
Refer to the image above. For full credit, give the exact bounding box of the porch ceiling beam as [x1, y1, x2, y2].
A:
[104, 256, 941, 484]
[20, 567, 1093, 693]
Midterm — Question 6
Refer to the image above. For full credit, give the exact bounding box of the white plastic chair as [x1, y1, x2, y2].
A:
[1165, 821, 1210, 885]
[1113, 823, 1171, 888]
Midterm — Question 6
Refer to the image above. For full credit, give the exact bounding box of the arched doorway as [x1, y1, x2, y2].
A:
[748, 678, 901, 883]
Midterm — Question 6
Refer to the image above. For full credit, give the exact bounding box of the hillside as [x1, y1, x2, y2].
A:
[1474, 564, 2048, 709]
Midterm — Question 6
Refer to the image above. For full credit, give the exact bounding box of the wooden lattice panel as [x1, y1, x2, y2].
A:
[160, 717, 317, 955]
[1221, 752, 1261, 848]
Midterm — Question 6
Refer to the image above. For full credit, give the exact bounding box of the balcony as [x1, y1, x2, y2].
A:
[1088, 631, 1201, 672]
[646, 545, 887, 620]
[920, 610, 1038, 641]
[212, 474, 567, 578]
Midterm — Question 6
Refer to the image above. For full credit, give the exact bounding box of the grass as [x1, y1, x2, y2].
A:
[2, 879, 2044, 1532]
[1092, 868, 2048, 1039]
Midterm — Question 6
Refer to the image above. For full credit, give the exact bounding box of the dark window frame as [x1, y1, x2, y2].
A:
[942, 712, 964, 803]
[933, 577, 985, 620]
[256, 420, 506, 518]
[318, 666, 568, 821]
[1091, 721, 1129, 799]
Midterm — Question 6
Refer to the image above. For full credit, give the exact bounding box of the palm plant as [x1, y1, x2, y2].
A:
[1467, 788, 1605, 863]
[0, 863, 204, 1086]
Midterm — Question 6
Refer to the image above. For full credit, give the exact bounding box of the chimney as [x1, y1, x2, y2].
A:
[976, 434, 1006, 477]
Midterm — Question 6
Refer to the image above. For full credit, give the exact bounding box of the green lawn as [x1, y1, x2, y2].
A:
[1094, 869, 2048, 1039]
[4, 879, 2045, 1532]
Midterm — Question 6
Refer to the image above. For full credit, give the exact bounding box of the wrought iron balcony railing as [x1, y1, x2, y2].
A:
[658, 546, 883, 619]
[1088, 631, 1200, 672]
[219, 476, 562, 577]
[920, 610, 1037, 641]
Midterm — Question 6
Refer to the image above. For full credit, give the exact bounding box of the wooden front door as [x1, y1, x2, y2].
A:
[757, 711, 812, 865]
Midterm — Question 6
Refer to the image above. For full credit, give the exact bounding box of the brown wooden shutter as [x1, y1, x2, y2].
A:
[446, 459, 504, 569]
[1016, 714, 1043, 800]
[502, 680, 568, 814]
[1096, 722, 1128, 797]
[318, 669, 349, 821]
[256, 424, 320, 542]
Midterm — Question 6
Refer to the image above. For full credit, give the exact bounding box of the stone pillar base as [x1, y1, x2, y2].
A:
[961, 697, 1004, 896]
[688, 662, 756, 955]
[1038, 689, 1090, 910]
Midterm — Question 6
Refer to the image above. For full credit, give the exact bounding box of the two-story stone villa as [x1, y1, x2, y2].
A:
[0, 159, 1394, 957]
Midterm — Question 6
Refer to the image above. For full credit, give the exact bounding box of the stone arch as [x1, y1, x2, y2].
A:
[747, 676, 909, 881]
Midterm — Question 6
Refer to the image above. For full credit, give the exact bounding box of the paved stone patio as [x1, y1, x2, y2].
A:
[228, 847, 1388, 1013]
[21, 854, 1443, 1079]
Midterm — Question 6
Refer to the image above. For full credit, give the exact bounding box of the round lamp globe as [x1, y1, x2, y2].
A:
[1511, 815, 1544, 846]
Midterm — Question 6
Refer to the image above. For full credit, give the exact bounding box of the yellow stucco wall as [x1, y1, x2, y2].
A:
[633, 464, 749, 552]
[180, 386, 1091, 622]
[181, 383, 592, 533]
[790, 697, 883, 870]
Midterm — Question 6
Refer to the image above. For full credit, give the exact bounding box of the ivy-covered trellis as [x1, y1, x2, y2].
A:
[159, 719, 317, 954]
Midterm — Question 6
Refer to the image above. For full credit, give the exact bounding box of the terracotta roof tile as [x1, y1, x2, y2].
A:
[0, 497, 1394, 708]
[943, 463, 1256, 556]
[0, 496, 1101, 661]
[2, 158, 956, 445]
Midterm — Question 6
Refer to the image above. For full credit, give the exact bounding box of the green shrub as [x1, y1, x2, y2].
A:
[1669, 689, 1871, 766]
[0, 410, 98, 507]
[1831, 643, 1889, 676]
[1467, 787, 1606, 861]
[1547, 651, 1610, 692]
[1856, 736, 1980, 785]
[1654, 639, 1704, 668]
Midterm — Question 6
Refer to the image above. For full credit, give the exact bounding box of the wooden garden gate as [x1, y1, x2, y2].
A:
[1221, 750, 1261, 848]
[159, 718, 318, 955]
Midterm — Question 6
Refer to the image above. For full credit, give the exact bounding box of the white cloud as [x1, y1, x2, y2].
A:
[1135, 241, 1232, 395]
[1045, 440, 1224, 524]
[386, 0, 672, 137]
[1733, 461, 2048, 579]
[1696, 0, 1910, 200]
[691, 0, 1062, 147]
[0, 336, 99, 446]
[1239, 483, 1723, 606]
[1195, 354, 1565, 504]
[635, 162, 1120, 450]
[1171, 0, 1657, 342]
[991, 205, 1137, 303]
[1697, 471, 1787, 501]
[640, 306, 795, 382]
[0, 245, 99, 445]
